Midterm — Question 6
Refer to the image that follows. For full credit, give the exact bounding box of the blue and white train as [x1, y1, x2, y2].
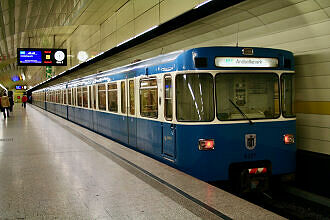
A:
[32, 46, 296, 192]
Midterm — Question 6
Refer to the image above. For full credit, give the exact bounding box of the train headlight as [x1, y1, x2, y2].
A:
[198, 139, 215, 150]
[283, 134, 295, 144]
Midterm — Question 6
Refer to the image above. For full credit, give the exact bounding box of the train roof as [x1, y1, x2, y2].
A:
[40, 46, 294, 89]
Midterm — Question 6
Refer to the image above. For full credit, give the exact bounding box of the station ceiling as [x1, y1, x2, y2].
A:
[2, 0, 327, 92]
[0, 0, 133, 90]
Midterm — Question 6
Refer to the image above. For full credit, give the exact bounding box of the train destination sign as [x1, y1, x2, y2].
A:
[17, 48, 67, 66]
[215, 57, 278, 68]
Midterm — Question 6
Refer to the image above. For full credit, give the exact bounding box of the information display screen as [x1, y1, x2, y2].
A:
[17, 48, 67, 66]
[19, 51, 42, 64]
[15, 85, 27, 90]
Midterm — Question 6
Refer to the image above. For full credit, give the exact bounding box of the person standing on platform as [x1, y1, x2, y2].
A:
[22, 94, 28, 108]
[8, 96, 14, 112]
[8, 92, 14, 112]
[1, 92, 10, 118]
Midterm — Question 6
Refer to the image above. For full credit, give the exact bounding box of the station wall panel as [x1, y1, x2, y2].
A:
[159, 0, 198, 24]
[134, 5, 159, 35]
[116, 21, 135, 46]
[101, 14, 117, 40]
[116, 1, 134, 29]
[133, 0, 159, 18]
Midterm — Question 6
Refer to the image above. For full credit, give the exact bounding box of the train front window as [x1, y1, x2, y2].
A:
[176, 74, 214, 122]
[216, 73, 280, 121]
[281, 73, 295, 117]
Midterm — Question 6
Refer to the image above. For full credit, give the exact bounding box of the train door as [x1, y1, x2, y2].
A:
[128, 78, 137, 148]
[162, 75, 176, 158]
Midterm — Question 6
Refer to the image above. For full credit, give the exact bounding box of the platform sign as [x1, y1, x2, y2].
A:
[15, 85, 27, 90]
[17, 48, 67, 66]
[215, 57, 278, 68]
[19, 51, 42, 64]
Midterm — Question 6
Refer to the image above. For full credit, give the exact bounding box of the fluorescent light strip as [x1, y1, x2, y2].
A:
[117, 25, 158, 47]
[194, 0, 213, 9]
[0, 83, 7, 92]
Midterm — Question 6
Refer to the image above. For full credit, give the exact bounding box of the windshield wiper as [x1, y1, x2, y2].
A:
[228, 99, 254, 125]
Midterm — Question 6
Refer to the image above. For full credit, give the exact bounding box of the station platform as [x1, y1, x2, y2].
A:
[0, 104, 285, 219]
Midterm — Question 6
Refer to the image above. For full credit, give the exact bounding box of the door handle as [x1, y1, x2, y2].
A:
[170, 124, 175, 135]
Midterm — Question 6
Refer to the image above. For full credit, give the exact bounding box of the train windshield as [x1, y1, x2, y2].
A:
[215, 73, 280, 121]
[176, 74, 214, 122]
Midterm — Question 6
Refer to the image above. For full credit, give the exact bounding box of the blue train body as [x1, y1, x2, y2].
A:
[32, 47, 296, 189]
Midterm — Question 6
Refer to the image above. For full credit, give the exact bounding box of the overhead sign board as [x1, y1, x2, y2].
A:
[17, 48, 67, 66]
[215, 57, 278, 68]
[15, 85, 27, 90]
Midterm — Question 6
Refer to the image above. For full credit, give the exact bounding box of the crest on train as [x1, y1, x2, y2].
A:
[245, 134, 256, 150]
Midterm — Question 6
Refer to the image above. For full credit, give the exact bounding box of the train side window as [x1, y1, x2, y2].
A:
[140, 78, 158, 118]
[59, 90, 62, 104]
[129, 80, 135, 115]
[93, 85, 97, 109]
[77, 87, 82, 107]
[68, 89, 72, 105]
[73, 88, 77, 106]
[63, 89, 67, 105]
[57, 90, 60, 103]
[88, 86, 92, 108]
[121, 81, 126, 114]
[164, 75, 172, 120]
[98, 84, 106, 110]
[108, 83, 118, 112]
[83, 87, 88, 108]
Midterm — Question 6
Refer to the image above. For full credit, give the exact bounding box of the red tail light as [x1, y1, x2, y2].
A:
[198, 139, 215, 150]
[284, 134, 295, 144]
[248, 167, 267, 174]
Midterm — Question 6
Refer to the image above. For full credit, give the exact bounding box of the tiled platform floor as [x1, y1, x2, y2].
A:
[0, 105, 285, 219]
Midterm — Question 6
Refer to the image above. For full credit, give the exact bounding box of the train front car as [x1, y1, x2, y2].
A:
[174, 47, 296, 192]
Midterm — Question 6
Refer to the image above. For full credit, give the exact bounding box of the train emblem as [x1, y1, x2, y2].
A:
[245, 134, 256, 150]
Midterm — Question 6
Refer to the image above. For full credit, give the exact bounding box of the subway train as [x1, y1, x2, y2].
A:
[32, 46, 296, 192]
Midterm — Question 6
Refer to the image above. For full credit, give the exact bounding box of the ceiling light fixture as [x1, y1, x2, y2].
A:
[77, 51, 89, 62]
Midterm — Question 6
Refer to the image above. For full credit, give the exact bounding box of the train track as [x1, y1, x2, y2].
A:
[213, 183, 330, 219]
